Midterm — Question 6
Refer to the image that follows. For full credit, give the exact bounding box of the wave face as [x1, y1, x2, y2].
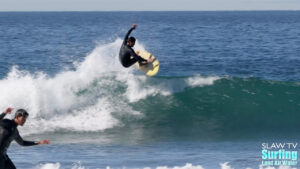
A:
[0, 40, 299, 141]
[128, 77, 300, 140]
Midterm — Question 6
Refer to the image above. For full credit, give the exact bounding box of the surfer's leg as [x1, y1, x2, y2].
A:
[4, 155, 16, 169]
[0, 155, 5, 169]
[124, 57, 138, 67]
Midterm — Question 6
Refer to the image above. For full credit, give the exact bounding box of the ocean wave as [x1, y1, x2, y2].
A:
[0, 39, 219, 137]
[1, 39, 298, 139]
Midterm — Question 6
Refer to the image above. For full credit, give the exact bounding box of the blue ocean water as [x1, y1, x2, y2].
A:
[0, 11, 299, 169]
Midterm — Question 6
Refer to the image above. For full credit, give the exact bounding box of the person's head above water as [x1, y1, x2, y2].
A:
[127, 36, 136, 47]
[14, 109, 29, 126]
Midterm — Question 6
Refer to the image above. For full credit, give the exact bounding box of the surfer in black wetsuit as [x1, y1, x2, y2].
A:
[0, 108, 50, 169]
[119, 24, 153, 68]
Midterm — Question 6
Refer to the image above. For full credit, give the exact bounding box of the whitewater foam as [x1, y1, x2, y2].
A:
[118, 74, 219, 102]
[35, 162, 85, 169]
[35, 162, 298, 169]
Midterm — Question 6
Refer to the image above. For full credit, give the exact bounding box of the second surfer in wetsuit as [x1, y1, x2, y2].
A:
[119, 24, 153, 68]
[0, 108, 50, 169]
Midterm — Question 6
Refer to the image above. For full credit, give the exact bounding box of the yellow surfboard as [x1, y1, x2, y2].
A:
[135, 50, 159, 76]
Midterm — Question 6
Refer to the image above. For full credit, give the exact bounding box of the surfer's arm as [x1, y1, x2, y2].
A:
[123, 28, 134, 44]
[0, 108, 13, 120]
[0, 113, 6, 120]
[130, 48, 147, 62]
[14, 130, 38, 146]
[14, 129, 50, 146]
[123, 24, 136, 44]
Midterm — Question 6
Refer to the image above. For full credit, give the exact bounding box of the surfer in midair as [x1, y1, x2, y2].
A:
[119, 24, 153, 68]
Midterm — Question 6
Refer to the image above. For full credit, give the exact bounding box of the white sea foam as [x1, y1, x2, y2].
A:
[35, 162, 86, 169]
[187, 75, 219, 87]
[35, 162, 298, 169]
[36, 163, 60, 169]
[118, 74, 219, 102]
[0, 39, 219, 136]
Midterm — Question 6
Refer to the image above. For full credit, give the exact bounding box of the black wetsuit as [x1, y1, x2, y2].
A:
[119, 28, 147, 68]
[0, 113, 37, 169]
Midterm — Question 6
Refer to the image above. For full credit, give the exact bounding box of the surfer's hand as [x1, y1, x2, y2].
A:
[4, 107, 13, 114]
[139, 61, 148, 66]
[136, 51, 140, 55]
[147, 58, 153, 63]
[38, 139, 50, 145]
[132, 24, 137, 29]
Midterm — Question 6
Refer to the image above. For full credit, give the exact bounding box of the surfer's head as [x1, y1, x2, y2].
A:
[14, 109, 29, 126]
[127, 37, 136, 47]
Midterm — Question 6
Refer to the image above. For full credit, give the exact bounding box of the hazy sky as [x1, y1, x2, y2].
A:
[0, 0, 300, 11]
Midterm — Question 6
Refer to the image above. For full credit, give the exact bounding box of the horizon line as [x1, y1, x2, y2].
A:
[0, 9, 300, 12]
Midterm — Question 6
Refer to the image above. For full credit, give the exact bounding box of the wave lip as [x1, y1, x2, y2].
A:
[123, 74, 220, 102]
